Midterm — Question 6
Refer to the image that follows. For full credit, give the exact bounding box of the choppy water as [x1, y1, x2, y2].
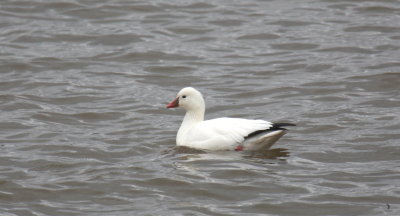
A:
[1, 0, 400, 215]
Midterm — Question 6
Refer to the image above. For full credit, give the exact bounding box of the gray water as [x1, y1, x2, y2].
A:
[1, 0, 400, 215]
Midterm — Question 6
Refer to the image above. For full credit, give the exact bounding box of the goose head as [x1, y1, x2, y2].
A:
[166, 87, 205, 113]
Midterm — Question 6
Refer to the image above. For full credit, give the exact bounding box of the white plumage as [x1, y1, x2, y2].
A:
[167, 87, 294, 151]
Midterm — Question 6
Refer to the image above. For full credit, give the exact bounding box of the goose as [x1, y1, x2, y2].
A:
[167, 87, 295, 151]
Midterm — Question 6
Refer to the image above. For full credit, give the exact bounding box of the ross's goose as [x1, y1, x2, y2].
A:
[167, 87, 295, 151]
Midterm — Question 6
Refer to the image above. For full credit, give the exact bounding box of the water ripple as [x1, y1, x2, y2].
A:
[0, 0, 399, 215]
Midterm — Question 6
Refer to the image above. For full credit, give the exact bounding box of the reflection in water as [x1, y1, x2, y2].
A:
[243, 148, 290, 160]
[165, 146, 289, 161]
[173, 146, 208, 154]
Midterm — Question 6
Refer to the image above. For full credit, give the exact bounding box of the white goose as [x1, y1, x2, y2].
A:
[167, 87, 295, 151]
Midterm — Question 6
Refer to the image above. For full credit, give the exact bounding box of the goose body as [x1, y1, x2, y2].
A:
[167, 87, 294, 151]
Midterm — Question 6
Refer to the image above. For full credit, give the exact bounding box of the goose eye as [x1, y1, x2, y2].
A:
[182, 95, 187, 99]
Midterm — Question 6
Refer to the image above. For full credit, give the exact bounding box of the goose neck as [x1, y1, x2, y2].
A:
[183, 110, 204, 124]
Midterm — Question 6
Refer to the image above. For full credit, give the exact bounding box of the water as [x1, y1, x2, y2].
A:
[0, 0, 399, 215]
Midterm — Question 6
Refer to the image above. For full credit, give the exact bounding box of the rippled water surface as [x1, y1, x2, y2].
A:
[1, 0, 400, 215]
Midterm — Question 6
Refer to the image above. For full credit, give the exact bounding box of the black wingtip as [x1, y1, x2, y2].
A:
[268, 123, 296, 132]
[244, 122, 295, 139]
